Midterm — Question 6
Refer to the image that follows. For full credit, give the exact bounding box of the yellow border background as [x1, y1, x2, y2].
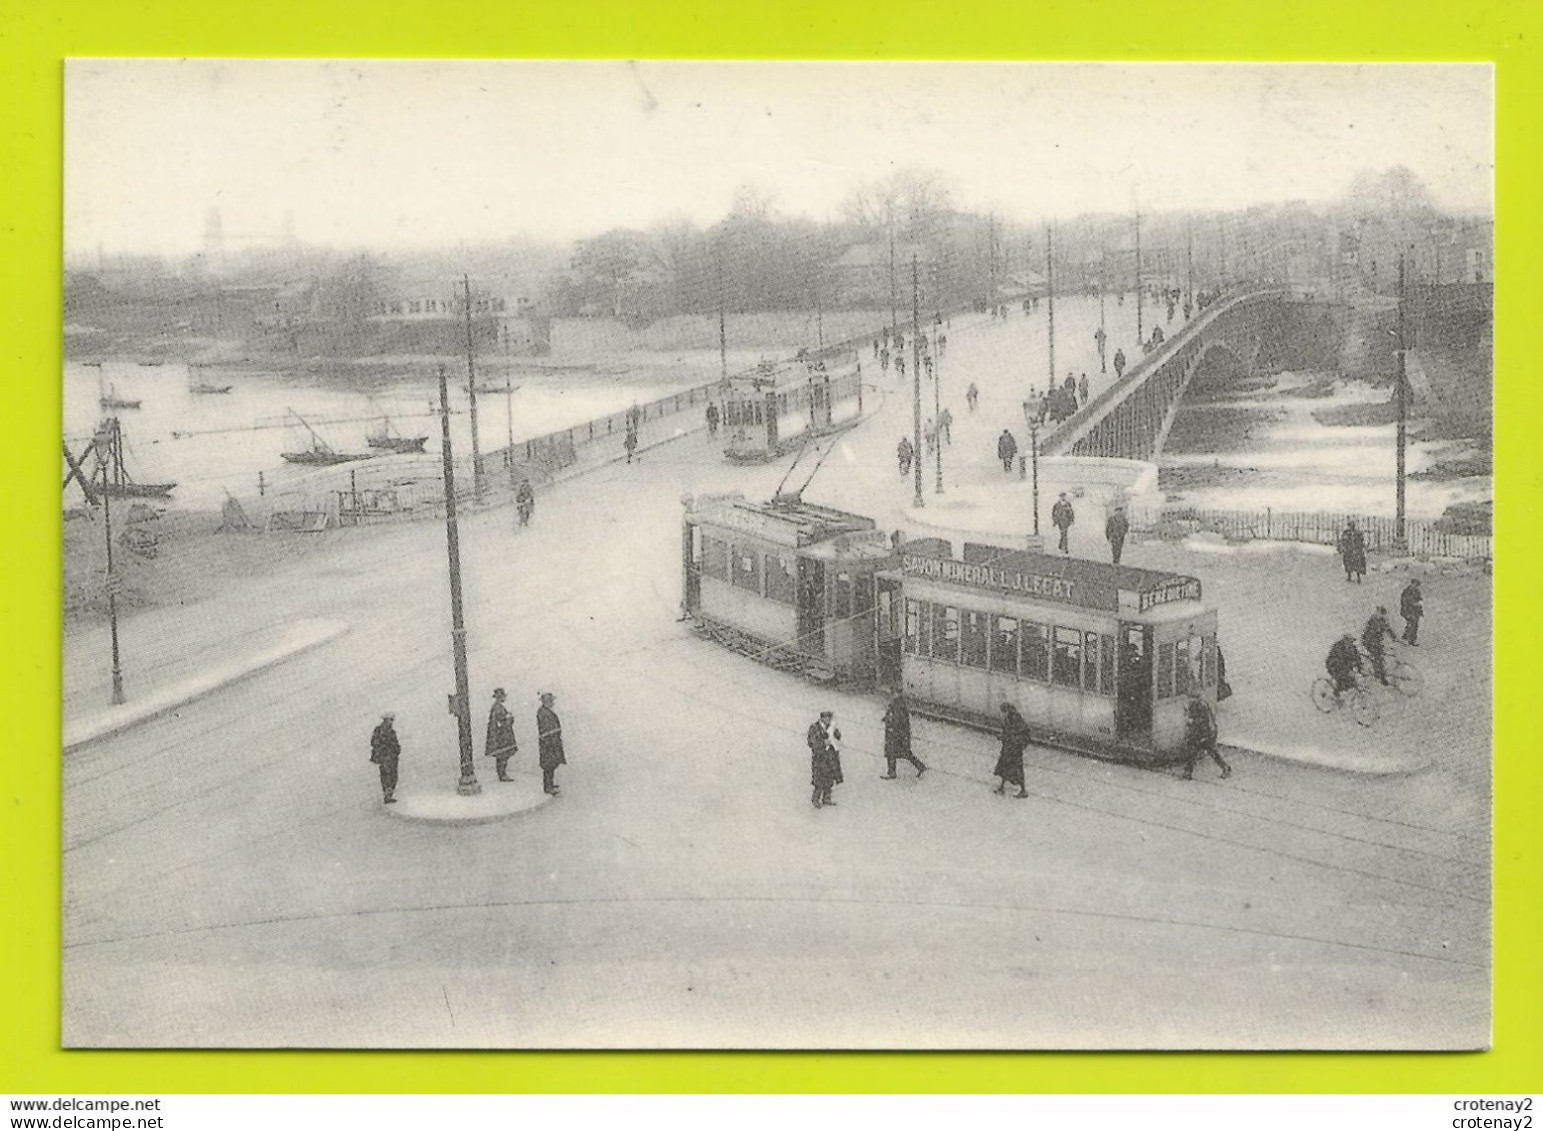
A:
[3, 0, 1539, 1095]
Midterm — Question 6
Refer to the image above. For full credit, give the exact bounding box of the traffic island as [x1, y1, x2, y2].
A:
[384, 775, 552, 824]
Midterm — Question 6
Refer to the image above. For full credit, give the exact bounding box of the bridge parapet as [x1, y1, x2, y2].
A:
[1042, 288, 1288, 462]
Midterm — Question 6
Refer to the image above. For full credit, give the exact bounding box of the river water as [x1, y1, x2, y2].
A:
[64, 352, 742, 510]
[1160, 368, 1491, 520]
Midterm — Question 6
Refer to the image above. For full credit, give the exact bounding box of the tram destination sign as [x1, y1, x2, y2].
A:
[1139, 577, 1203, 611]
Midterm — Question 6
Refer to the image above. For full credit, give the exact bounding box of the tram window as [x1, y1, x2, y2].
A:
[833, 573, 853, 619]
[961, 609, 989, 669]
[1083, 631, 1101, 692]
[1022, 622, 1050, 682]
[765, 555, 796, 604]
[703, 536, 730, 581]
[1201, 634, 1216, 686]
[1052, 627, 1082, 688]
[1099, 633, 1117, 695]
[990, 617, 1019, 675]
[733, 549, 762, 593]
[853, 575, 874, 614]
[904, 598, 921, 653]
[1156, 642, 1176, 698]
[1174, 639, 1192, 696]
[930, 605, 960, 663]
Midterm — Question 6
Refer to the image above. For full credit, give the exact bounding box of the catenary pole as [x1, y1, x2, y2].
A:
[1395, 253, 1408, 551]
[438, 365, 481, 796]
[912, 255, 924, 509]
[462, 275, 484, 502]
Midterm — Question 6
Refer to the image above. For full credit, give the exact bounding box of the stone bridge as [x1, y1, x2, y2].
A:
[1042, 288, 1299, 461]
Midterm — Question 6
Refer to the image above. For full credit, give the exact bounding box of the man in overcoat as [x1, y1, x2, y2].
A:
[369, 713, 401, 804]
[537, 692, 566, 795]
[1338, 519, 1367, 582]
[996, 429, 1017, 473]
[1400, 578, 1423, 645]
[881, 692, 926, 779]
[993, 703, 1031, 798]
[1051, 492, 1076, 554]
[807, 710, 844, 808]
[1181, 686, 1231, 781]
[485, 688, 517, 782]
[1105, 505, 1130, 565]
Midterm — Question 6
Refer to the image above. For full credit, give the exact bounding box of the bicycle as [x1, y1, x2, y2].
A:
[1311, 669, 1379, 727]
[1381, 643, 1423, 697]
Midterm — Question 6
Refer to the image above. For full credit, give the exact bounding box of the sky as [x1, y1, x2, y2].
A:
[64, 60, 1493, 257]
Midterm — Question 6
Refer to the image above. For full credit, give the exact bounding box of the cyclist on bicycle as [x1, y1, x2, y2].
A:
[1361, 606, 1396, 685]
[1326, 634, 1363, 696]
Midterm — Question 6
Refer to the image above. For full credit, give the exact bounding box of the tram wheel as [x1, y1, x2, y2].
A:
[1310, 678, 1337, 713]
[1350, 690, 1379, 727]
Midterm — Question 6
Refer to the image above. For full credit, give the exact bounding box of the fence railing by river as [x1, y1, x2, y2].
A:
[1161, 506, 1492, 563]
[239, 374, 723, 530]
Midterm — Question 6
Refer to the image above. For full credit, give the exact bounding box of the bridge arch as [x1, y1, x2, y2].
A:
[1044, 289, 1289, 463]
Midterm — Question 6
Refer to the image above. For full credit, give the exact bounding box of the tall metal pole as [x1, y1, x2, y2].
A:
[1135, 206, 1144, 348]
[438, 365, 481, 796]
[1045, 223, 1056, 391]
[814, 267, 824, 349]
[1395, 253, 1408, 551]
[930, 264, 942, 497]
[911, 255, 924, 509]
[462, 276, 484, 502]
[503, 316, 515, 486]
[889, 217, 898, 337]
[1186, 219, 1195, 316]
[717, 240, 728, 383]
[1098, 253, 1107, 373]
[97, 419, 125, 705]
[1031, 421, 1040, 537]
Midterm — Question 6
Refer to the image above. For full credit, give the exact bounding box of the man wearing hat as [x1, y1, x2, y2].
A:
[807, 709, 844, 808]
[1104, 504, 1130, 565]
[1051, 492, 1076, 555]
[369, 712, 401, 805]
[536, 692, 566, 796]
[1400, 577, 1424, 645]
[485, 688, 517, 782]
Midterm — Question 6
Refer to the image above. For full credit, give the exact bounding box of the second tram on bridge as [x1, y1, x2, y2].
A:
[722, 351, 865, 462]
[682, 497, 1219, 767]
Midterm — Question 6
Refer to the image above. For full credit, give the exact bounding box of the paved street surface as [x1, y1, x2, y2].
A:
[63, 302, 1490, 1049]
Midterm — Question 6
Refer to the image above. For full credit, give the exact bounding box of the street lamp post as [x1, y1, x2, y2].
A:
[1022, 400, 1041, 538]
[437, 365, 481, 797]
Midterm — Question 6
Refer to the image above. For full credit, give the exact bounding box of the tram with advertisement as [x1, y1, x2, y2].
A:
[681, 492, 895, 684]
[874, 540, 1217, 766]
[681, 497, 1220, 766]
[722, 351, 865, 462]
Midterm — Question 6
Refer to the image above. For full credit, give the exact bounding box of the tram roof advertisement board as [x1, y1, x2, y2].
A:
[901, 546, 1202, 617]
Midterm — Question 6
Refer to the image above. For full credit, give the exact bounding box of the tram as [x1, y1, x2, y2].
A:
[681, 492, 894, 684]
[874, 540, 1218, 766]
[680, 497, 1220, 767]
[722, 351, 865, 462]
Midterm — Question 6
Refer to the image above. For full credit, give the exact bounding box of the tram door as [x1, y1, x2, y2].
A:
[797, 557, 826, 656]
[682, 523, 701, 611]
[765, 393, 778, 451]
[1116, 622, 1153, 745]
[811, 380, 830, 430]
[875, 577, 904, 687]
